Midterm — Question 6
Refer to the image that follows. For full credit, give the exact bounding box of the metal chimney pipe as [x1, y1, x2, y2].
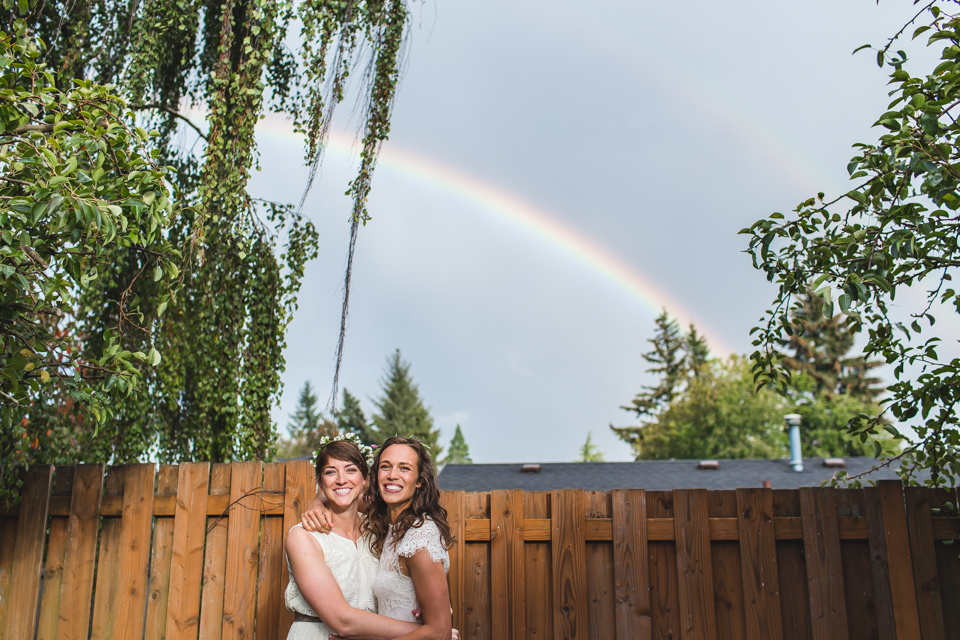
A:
[786, 413, 803, 472]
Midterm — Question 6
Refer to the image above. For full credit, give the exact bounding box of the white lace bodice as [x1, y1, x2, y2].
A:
[372, 519, 450, 622]
[284, 526, 379, 640]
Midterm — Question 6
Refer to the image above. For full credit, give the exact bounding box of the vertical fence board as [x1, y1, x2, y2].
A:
[221, 461, 262, 640]
[36, 467, 74, 640]
[800, 487, 849, 640]
[4, 464, 52, 640]
[876, 481, 922, 640]
[835, 490, 878, 640]
[904, 486, 946, 640]
[90, 468, 125, 639]
[737, 488, 783, 640]
[584, 492, 614, 640]
[524, 492, 552, 640]
[773, 490, 810, 640]
[933, 488, 960, 640]
[552, 489, 587, 640]
[256, 463, 285, 640]
[491, 489, 525, 640]
[612, 489, 651, 640]
[280, 459, 315, 639]
[0, 511, 18, 633]
[464, 492, 491, 640]
[440, 490, 466, 635]
[116, 463, 157, 638]
[56, 464, 104, 640]
[165, 462, 210, 640]
[198, 464, 232, 640]
[648, 491, 680, 640]
[710, 491, 746, 640]
[143, 466, 179, 640]
[674, 489, 717, 640]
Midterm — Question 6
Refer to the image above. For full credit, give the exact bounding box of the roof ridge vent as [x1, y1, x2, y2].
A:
[520, 464, 541, 473]
[698, 460, 720, 470]
[823, 458, 846, 468]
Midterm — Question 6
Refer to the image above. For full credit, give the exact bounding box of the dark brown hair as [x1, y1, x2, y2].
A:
[367, 436, 454, 558]
[314, 440, 370, 485]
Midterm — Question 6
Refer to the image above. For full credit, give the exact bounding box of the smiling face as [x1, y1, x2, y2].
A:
[377, 443, 421, 517]
[320, 456, 367, 510]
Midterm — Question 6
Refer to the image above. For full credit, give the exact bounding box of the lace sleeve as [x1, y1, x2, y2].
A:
[396, 520, 450, 573]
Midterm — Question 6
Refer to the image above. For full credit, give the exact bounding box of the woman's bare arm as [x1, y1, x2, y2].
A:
[389, 551, 452, 640]
[286, 528, 420, 640]
[300, 494, 334, 532]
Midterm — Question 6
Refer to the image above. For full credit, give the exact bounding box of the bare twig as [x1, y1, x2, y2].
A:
[129, 103, 208, 141]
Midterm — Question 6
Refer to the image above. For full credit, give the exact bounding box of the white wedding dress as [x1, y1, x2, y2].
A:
[372, 519, 450, 622]
[284, 525, 379, 640]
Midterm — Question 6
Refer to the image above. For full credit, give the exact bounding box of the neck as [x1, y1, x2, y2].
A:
[328, 503, 362, 540]
[387, 500, 411, 524]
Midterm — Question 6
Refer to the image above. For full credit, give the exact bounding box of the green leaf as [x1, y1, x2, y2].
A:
[148, 347, 161, 367]
[153, 266, 163, 281]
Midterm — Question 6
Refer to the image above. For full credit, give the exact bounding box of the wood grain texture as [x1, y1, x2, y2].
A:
[648, 491, 680, 640]
[933, 488, 960, 640]
[490, 489, 525, 640]
[221, 461, 262, 640]
[586, 541, 615, 640]
[143, 466, 178, 640]
[612, 489, 651, 640]
[165, 462, 210, 640]
[0, 513, 17, 634]
[673, 489, 717, 640]
[552, 489, 588, 640]
[115, 464, 156, 637]
[198, 464, 232, 640]
[36, 468, 74, 640]
[256, 463, 285, 640]
[440, 490, 466, 635]
[56, 464, 104, 640]
[772, 491, 810, 640]
[904, 487, 945, 640]
[463, 492, 491, 640]
[523, 492, 552, 640]
[864, 486, 897, 640]
[4, 464, 52, 640]
[737, 488, 783, 640]
[877, 481, 922, 640]
[709, 491, 746, 640]
[800, 487, 849, 640]
[90, 467, 124, 639]
[279, 459, 315, 639]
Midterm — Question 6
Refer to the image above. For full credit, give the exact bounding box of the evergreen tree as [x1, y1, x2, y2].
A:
[577, 432, 605, 462]
[685, 324, 711, 376]
[370, 350, 442, 457]
[442, 425, 473, 464]
[277, 381, 337, 459]
[335, 389, 378, 446]
[779, 291, 884, 402]
[621, 309, 686, 420]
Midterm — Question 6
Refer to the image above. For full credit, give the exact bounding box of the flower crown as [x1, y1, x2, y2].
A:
[312, 432, 377, 469]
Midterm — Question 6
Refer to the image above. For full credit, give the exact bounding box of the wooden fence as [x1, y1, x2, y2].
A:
[0, 461, 958, 640]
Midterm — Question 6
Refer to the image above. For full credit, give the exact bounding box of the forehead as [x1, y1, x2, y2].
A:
[380, 444, 419, 466]
[322, 456, 358, 470]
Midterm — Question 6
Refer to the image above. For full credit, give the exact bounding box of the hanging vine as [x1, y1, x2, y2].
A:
[1, 0, 414, 480]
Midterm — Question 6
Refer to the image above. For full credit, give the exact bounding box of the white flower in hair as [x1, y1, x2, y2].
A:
[313, 431, 377, 468]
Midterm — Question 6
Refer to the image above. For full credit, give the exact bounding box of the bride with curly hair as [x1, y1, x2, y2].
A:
[300, 435, 455, 640]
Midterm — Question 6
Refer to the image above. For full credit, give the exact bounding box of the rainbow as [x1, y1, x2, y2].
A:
[253, 115, 735, 355]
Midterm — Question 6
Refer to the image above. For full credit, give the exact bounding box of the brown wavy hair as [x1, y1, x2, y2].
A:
[367, 436, 454, 558]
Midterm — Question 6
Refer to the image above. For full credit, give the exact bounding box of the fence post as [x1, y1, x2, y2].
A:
[736, 488, 783, 640]
[673, 489, 717, 640]
[551, 489, 587, 640]
[491, 489, 525, 640]
[166, 462, 211, 640]
[611, 489, 650, 640]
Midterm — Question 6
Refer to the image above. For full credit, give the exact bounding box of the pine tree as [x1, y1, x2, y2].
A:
[621, 309, 687, 420]
[577, 432, 605, 462]
[685, 324, 711, 376]
[278, 381, 337, 458]
[442, 425, 472, 464]
[779, 291, 884, 402]
[335, 389, 378, 445]
[370, 350, 442, 457]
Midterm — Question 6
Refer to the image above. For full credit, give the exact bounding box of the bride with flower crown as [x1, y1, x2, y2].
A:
[285, 434, 455, 640]
[297, 435, 456, 640]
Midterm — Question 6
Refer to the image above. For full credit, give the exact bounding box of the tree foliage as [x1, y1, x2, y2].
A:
[576, 431, 604, 462]
[334, 388, 378, 446]
[442, 424, 472, 465]
[370, 349, 441, 456]
[277, 380, 336, 458]
[0, 20, 180, 501]
[1, 0, 414, 492]
[743, 1, 960, 486]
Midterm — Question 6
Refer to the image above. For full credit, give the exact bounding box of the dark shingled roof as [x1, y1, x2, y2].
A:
[437, 458, 931, 491]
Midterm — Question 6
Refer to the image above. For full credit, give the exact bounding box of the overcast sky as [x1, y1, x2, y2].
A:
[250, 0, 937, 462]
